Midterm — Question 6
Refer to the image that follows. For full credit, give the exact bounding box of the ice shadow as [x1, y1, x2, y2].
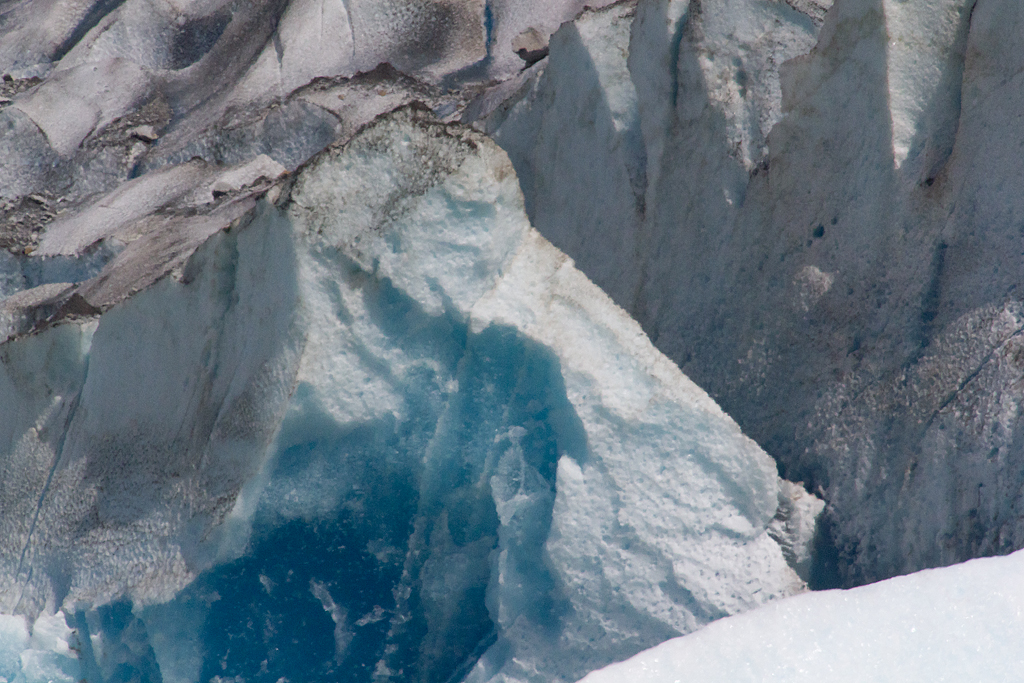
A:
[124, 265, 588, 683]
[630, 0, 906, 588]
[489, 11, 647, 311]
[895, 0, 976, 189]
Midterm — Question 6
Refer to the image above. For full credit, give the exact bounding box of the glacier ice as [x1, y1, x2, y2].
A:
[0, 106, 805, 683]
[486, 0, 1024, 587]
[483, 0, 827, 312]
[479, 2, 647, 310]
[580, 548, 1024, 683]
[3, 0, 1024, 680]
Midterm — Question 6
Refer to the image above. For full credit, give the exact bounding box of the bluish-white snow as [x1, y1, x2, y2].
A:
[580, 548, 1024, 683]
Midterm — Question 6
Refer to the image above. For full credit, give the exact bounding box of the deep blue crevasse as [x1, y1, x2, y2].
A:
[75, 270, 587, 683]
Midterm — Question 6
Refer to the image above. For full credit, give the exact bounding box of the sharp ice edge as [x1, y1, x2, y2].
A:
[0, 108, 804, 683]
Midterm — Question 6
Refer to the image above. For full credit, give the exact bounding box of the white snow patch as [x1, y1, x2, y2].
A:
[579, 549, 1024, 683]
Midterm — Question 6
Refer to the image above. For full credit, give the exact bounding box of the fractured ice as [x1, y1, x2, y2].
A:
[4, 0, 1024, 681]
[0, 108, 806, 683]
[486, 0, 1024, 588]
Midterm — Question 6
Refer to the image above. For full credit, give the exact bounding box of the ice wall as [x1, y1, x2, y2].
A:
[487, 0, 1024, 586]
[0, 106, 804, 683]
[480, 2, 647, 309]
[6, 0, 1021, 679]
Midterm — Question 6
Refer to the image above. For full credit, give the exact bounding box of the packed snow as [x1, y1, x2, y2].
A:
[580, 548, 1024, 683]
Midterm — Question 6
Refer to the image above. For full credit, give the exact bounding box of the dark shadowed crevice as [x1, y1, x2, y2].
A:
[915, 240, 948, 356]
[74, 601, 164, 683]
[808, 510, 843, 590]
[169, 10, 232, 70]
[52, 0, 128, 63]
[669, 2, 696, 108]
[381, 318, 586, 683]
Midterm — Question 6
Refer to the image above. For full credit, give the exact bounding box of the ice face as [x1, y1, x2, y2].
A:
[7, 0, 1022, 680]
[483, 0, 1024, 588]
[483, 0, 825, 312]
[0, 107, 802, 683]
[480, 2, 647, 310]
[579, 548, 1024, 683]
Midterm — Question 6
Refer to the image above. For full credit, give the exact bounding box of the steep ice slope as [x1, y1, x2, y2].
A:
[580, 548, 1024, 683]
[484, 0, 827, 312]
[0, 107, 805, 683]
[480, 2, 647, 309]
[490, 0, 1024, 586]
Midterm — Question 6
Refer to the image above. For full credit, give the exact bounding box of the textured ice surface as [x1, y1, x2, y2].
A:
[0, 0, 580, 216]
[0, 107, 803, 683]
[487, 0, 1024, 587]
[486, 0, 825, 312]
[5, 0, 1024, 680]
[579, 548, 1024, 683]
[0, 612, 83, 683]
[481, 2, 646, 309]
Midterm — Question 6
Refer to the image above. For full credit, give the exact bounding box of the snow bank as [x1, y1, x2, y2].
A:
[579, 548, 1024, 683]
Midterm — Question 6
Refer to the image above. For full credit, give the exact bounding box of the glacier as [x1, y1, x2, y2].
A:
[3, 0, 1024, 681]
[0, 106, 806, 683]
[486, 0, 1024, 589]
